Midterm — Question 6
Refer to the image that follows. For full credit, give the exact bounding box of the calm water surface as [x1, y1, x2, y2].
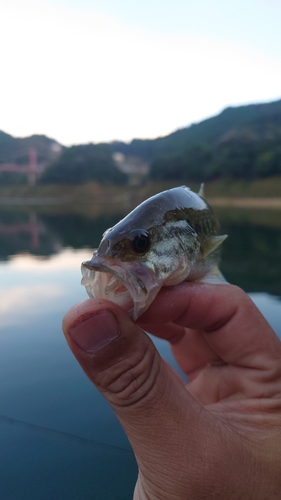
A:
[0, 205, 280, 499]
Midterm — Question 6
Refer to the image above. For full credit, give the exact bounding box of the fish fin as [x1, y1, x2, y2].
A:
[200, 234, 228, 258]
[195, 265, 228, 284]
[198, 183, 205, 198]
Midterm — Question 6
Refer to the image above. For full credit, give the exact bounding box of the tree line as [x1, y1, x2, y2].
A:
[40, 143, 127, 185]
[149, 136, 281, 182]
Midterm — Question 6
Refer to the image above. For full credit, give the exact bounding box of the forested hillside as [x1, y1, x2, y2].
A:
[0, 131, 61, 165]
[1, 98, 281, 185]
[112, 99, 281, 182]
[40, 143, 127, 185]
[0, 131, 62, 184]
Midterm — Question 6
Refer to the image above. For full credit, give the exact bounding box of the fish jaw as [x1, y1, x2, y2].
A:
[81, 254, 162, 320]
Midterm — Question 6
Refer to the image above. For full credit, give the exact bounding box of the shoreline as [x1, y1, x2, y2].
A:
[0, 177, 281, 210]
[1, 196, 281, 209]
[207, 197, 281, 209]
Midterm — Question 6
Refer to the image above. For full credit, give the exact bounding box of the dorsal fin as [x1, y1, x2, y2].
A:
[198, 183, 205, 198]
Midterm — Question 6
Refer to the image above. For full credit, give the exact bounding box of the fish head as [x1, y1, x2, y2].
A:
[81, 210, 200, 320]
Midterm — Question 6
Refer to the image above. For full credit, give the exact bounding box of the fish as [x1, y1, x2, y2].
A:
[81, 185, 227, 320]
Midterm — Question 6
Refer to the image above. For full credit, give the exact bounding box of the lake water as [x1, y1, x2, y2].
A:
[0, 203, 280, 499]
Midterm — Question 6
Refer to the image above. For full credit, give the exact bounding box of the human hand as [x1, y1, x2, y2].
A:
[62, 284, 281, 499]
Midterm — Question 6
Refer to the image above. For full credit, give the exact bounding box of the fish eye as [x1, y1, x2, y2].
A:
[129, 229, 150, 254]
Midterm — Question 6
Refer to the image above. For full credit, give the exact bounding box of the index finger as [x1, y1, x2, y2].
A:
[138, 283, 281, 370]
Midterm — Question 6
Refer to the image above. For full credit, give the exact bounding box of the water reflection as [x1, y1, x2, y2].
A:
[1, 205, 281, 296]
[220, 221, 281, 295]
[0, 210, 59, 259]
[0, 250, 88, 327]
[0, 208, 124, 259]
[42, 212, 124, 250]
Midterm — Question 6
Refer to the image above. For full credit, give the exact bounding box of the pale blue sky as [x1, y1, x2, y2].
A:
[53, 0, 281, 56]
[1, 0, 281, 145]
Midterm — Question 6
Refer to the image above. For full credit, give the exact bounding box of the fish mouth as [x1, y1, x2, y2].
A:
[81, 253, 161, 320]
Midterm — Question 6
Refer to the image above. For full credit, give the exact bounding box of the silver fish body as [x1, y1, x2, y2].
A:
[81, 185, 227, 320]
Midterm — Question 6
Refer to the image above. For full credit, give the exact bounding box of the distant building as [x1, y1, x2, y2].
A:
[113, 152, 148, 185]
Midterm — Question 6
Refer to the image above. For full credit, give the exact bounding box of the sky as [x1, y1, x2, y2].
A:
[1, 0, 281, 145]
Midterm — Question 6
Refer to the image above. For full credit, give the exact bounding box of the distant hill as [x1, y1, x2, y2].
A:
[0, 131, 62, 166]
[0, 131, 63, 184]
[1, 98, 281, 184]
[110, 99, 281, 182]
[111, 99, 281, 162]
[40, 143, 127, 185]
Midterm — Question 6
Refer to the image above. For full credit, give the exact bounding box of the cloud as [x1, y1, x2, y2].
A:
[0, 283, 65, 327]
[0, 249, 92, 327]
[7, 249, 93, 272]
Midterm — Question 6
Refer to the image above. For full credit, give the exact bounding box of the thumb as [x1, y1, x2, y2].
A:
[62, 299, 221, 498]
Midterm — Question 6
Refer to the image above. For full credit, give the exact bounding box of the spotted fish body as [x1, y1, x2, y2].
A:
[81, 185, 227, 320]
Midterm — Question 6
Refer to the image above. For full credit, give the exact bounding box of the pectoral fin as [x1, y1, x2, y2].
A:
[201, 234, 228, 258]
[195, 265, 228, 284]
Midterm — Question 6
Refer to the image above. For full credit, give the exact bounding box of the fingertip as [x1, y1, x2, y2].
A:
[62, 297, 149, 366]
[70, 308, 121, 352]
[62, 298, 117, 336]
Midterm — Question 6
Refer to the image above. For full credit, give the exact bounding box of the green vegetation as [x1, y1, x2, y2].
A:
[149, 137, 281, 182]
[111, 99, 281, 183]
[40, 143, 127, 185]
[112, 99, 281, 159]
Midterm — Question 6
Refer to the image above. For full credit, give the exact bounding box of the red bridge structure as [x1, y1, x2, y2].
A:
[0, 149, 39, 186]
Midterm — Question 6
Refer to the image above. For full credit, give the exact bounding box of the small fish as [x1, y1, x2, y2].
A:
[81, 185, 227, 320]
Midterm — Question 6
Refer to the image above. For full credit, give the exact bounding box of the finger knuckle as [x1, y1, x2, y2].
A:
[96, 346, 161, 408]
